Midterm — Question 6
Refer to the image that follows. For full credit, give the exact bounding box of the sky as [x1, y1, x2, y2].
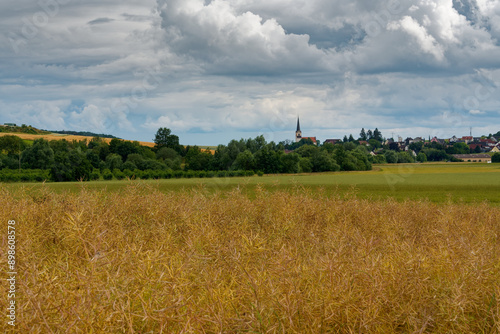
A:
[0, 0, 499, 146]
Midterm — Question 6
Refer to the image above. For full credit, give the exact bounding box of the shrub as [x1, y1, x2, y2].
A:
[89, 169, 101, 181]
[492, 153, 500, 163]
[257, 170, 264, 177]
[102, 169, 113, 180]
[141, 170, 152, 180]
[150, 170, 162, 180]
[122, 169, 134, 179]
[113, 168, 125, 180]
[133, 169, 143, 179]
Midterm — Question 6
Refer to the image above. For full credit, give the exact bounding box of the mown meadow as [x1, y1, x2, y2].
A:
[1, 163, 500, 333]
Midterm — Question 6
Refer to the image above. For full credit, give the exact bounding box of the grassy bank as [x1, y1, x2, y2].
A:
[1, 184, 499, 332]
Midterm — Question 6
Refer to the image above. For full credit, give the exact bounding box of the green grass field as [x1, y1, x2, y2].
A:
[4, 163, 500, 204]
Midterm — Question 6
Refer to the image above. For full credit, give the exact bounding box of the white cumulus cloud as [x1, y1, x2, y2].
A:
[158, 0, 329, 74]
[388, 16, 445, 61]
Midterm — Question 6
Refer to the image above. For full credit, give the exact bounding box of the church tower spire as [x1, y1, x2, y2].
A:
[295, 117, 302, 142]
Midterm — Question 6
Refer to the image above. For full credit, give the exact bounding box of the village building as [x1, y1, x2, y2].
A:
[412, 137, 424, 143]
[461, 136, 473, 144]
[324, 139, 342, 145]
[295, 117, 317, 145]
[430, 136, 446, 145]
[468, 143, 486, 152]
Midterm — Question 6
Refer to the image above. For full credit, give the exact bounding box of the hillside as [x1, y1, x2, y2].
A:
[0, 132, 155, 148]
[0, 124, 155, 147]
[0, 124, 51, 135]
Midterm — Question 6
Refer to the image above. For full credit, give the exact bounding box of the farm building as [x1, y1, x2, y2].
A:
[452, 154, 492, 163]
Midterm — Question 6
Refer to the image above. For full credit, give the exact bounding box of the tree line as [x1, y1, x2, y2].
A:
[0, 127, 372, 182]
[1, 126, 498, 182]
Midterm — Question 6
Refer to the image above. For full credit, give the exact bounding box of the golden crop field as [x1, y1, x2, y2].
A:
[0, 132, 217, 153]
[0, 132, 156, 148]
[1, 184, 499, 333]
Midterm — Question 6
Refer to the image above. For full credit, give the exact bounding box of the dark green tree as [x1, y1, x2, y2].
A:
[368, 139, 382, 149]
[115, 141, 140, 161]
[299, 157, 313, 173]
[384, 150, 398, 163]
[156, 147, 179, 161]
[397, 151, 414, 163]
[416, 152, 427, 162]
[154, 127, 182, 154]
[185, 146, 213, 171]
[50, 148, 92, 181]
[21, 139, 54, 169]
[311, 151, 339, 172]
[359, 128, 367, 141]
[126, 154, 146, 170]
[86, 150, 101, 168]
[254, 145, 280, 173]
[232, 150, 256, 171]
[295, 145, 319, 158]
[280, 152, 300, 173]
[212, 145, 232, 171]
[373, 128, 383, 141]
[409, 142, 424, 153]
[322, 143, 335, 153]
[446, 142, 470, 154]
[0, 135, 26, 156]
[343, 142, 356, 151]
[105, 153, 123, 170]
[422, 148, 449, 161]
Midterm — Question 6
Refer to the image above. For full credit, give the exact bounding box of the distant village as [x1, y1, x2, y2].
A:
[293, 118, 500, 163]
[327, 135, 499, 154]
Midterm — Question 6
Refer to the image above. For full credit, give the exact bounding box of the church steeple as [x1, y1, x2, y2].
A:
[295, 117, 302, 142]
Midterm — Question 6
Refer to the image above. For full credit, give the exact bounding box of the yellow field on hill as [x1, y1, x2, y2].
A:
[2, 185, 499, 333]
[0, 132, 156, 147]
[0, 132, 217, 153]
